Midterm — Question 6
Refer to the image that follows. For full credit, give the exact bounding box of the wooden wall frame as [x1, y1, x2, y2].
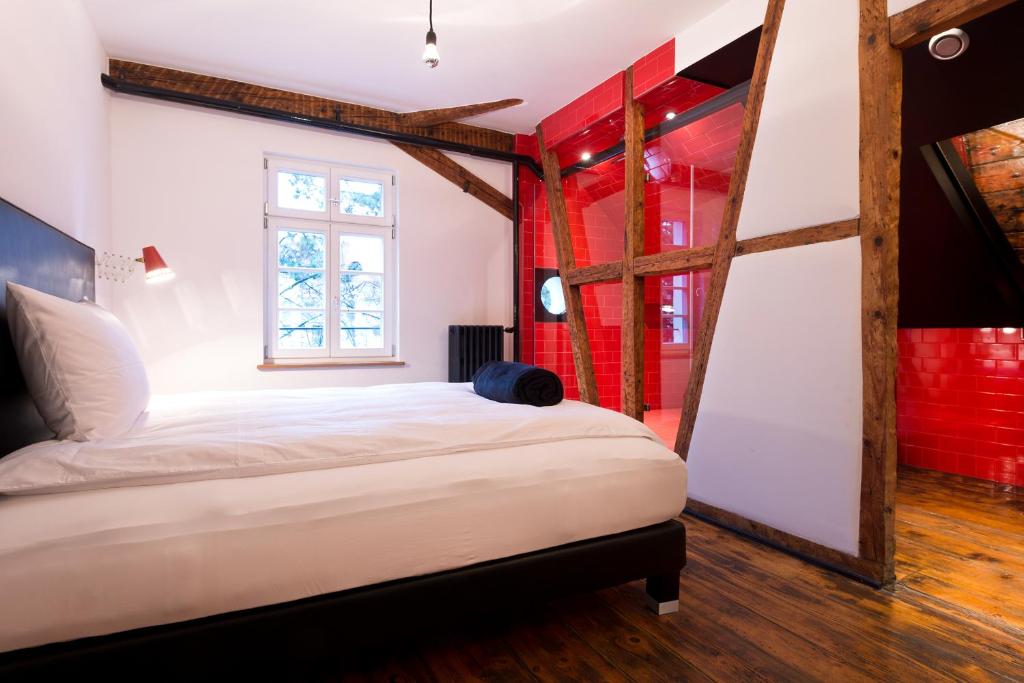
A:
[541, 0, 1012, 588]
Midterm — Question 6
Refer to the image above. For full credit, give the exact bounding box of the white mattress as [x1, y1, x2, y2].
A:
[0, 433, 686, 653]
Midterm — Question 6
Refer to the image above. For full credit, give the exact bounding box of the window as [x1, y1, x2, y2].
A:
[660, 274, 689, 345]
[534, 267, 567, 323]
[265, 156, 396, 360]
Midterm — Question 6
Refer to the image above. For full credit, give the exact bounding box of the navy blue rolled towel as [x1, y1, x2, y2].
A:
[472, 361, 564, 407]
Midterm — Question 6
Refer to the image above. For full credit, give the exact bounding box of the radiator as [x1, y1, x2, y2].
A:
[448, 325, 505, 382]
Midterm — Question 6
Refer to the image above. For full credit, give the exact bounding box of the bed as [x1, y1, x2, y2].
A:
[0, 196, 687, 676]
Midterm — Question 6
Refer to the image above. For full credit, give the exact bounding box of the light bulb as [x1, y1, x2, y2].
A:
[581, 152, 592, 162]
[146, 268, 175, 284]
[423, 30, 439, 68]
[665, 111, 677, 120]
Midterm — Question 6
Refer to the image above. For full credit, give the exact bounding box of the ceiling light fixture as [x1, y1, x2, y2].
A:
[581, 152, 592, 162]
[928, 28, 969, 60]
[422, 0, 439, 68]
[665, 112, 677, 120]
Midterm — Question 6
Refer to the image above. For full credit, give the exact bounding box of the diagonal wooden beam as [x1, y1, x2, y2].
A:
[889, 0, 1015, 48]
[392, 143, 513, 220]
[621, 67, 646, 421]
[859, 0, 902, 585]
[536, 126, 599, 405]
[106, 60, 514, 154]
[674, 0, 787, 460]
[398, 99, 524, 127]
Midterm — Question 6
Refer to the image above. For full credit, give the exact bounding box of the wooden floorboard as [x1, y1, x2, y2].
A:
[323, 466, 1023, 681]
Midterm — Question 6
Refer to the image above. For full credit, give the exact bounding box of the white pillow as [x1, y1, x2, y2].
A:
[5, 282, 150, 441]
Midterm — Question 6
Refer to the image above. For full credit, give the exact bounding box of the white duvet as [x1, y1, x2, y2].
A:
[0, 382, 663, 495]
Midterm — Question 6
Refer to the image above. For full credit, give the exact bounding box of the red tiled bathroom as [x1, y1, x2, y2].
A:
[516, 39, 745, 448]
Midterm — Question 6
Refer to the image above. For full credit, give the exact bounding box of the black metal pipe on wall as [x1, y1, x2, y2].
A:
[511, 161, 521, 361]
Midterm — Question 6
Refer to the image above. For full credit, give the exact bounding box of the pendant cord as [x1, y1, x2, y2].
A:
[428, 0, 434, 31]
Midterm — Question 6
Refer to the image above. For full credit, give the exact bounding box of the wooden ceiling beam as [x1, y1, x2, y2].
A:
[398, 99, 524, 127]
[392, 143, 513, 220]
[106, 60, 514, 154]
[889, 0, 1016, 49]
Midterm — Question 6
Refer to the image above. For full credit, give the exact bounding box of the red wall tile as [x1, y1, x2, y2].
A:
[898, 328, 1024, 487]
[632, 39, 677, 98]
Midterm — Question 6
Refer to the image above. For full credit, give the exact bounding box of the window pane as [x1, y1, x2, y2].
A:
[278, 310, 325, 349]
[644, 102, 745, 255]
[339, 273, 383, 310]
[337, 178, 384, 217]
[339, 311, 383, 349]
[540, 276, 566, 315]
[277, 171, 326, 211]
[339, 234, 384, 272]
[278, 271, 325, 308]
[278, 230, 326, 269]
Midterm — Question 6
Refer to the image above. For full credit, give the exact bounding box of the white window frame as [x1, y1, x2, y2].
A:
[266, 217, 331, 359]
[329, 167, 395, 226]
[266, 158, 331, 221]
[265, 155, 397, 361]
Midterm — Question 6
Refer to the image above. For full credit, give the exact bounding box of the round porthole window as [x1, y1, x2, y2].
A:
[540, 276, 566, 316]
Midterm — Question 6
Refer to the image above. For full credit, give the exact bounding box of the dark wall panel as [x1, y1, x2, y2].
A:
[899, 2, 1024, 327]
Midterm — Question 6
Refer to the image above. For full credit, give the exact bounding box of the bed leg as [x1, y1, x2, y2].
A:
[645, 573, 680, 615]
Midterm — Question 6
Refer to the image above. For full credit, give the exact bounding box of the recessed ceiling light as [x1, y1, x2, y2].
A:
[1002, 327, 1017, 334]
[665, 112, 677, 120]
[581, 152, 592, 162]
[928, 28, 969, 60]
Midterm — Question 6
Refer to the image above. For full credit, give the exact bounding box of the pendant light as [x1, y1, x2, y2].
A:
[422, 0, 439, 68]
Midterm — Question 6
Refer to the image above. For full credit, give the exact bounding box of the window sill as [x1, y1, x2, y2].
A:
[257, 358, 406, 370]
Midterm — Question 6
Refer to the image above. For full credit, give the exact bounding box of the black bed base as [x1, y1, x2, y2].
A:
[0, 520, 686, 679]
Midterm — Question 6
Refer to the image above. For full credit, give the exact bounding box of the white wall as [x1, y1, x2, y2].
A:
[0, 0, 111, 298]
[109, 97, 513, 393]
[674, 0, 869, 554]
[688, 239, 864, 552]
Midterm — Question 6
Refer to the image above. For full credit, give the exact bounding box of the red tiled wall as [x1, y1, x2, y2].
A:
[632, 39, 677, 98]
[898, 328, 1024, 487]
[540, 73, 625, 149]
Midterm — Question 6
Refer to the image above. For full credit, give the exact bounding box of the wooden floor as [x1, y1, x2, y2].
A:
[327, 467, 1024, 681]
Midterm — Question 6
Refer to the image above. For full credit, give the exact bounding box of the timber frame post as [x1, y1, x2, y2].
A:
[621, 67, 646, 421]
[858, 0, 902, 587]
[854, 0, 1017, 587]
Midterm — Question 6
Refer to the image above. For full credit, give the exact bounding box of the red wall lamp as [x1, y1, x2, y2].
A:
[96, 246, 175, 284]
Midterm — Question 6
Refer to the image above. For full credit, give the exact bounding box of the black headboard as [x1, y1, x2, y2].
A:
[0, 198, 95, 456]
